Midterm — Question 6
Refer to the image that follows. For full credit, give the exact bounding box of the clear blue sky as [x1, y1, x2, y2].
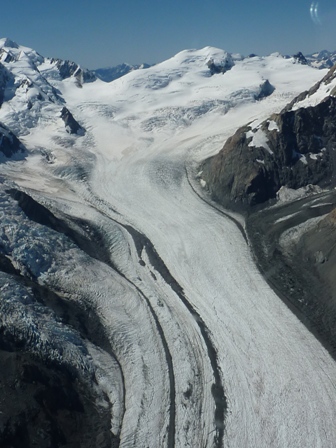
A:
[2, 0, 336, 69]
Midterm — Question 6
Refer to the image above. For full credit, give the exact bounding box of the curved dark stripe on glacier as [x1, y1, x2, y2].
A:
[114, 269, 176, 448]
[123, 223, 227, 448]
[54, 199, 177, 447]
[185, 166, 248, 244]
[80, 184, 227, 446]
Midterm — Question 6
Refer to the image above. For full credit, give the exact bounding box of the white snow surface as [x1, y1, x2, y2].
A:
[276, 185, 324, 204]
[1, 42, 336, 447]
[291, 71, 336, 110]
[267, 119, 279, 131]
[247, 128, 273, 154]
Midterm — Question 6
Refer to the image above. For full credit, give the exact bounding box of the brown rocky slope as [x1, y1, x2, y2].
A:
[201, 67, 336, 211]
[200, 65, 336, 356]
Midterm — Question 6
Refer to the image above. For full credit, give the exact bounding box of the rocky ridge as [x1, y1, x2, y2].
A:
[94, 62, 152, 82]
[0, 39, 86, 139]
[201, 64, 336, 211]
[0, 123, 25, 159]
[47, 58, 96, 86]
[305, 49, 336, 69]
[200, 63, 336, 357]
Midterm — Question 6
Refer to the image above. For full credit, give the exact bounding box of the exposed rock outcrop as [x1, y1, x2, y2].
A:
[51, 58, 96, 86]
[0, 63, 13, 106]
[254, 79, 275, 100]
[207, 54, 235, 75]
[61, 107, 85, 135]
[305, 49, 336, 69]
[246, 189, 336, 356]
[293, 51, 308, 65]
[0, 187, 120, 447]
[201, 94, 336, 211]
[0, 123, 25, 159]
[200, 65, 336, 358]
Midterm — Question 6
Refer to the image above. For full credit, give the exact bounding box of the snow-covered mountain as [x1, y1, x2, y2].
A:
[1, 38, 336, 448]
[305, 49, 336, 69]
[94, 62, 152, 82]
[92, 49, 336, 85]
[202, 63, 336, 208]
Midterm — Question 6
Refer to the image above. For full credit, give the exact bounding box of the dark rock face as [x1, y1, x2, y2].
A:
[0, 273, 117, 448]
[246, 190, 336, 357]
[0, 351, 115, 448]
[0, 49, 17, 64]
[207, 56, 234, 75]
[0, 124, 25, 159]
[51, 58, 96, 85]
[60, 107, 85, 135]
[0, 63, 13, 106]
[254, 79, 275, 100]
[0, 187, 120, 447]
[202, 95, 336, 210]
[293, 51, 308, 65]
[201, 65, 336, 360]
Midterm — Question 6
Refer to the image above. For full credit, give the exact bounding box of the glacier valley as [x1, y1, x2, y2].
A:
[0, 38, 336, 447]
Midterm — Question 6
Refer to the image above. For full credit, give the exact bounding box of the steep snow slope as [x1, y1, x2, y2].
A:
[1, 41, 336, 447]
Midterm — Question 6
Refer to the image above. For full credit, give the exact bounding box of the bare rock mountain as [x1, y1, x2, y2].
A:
[0, 123, 25, 159]
[201, 64, 336, 211]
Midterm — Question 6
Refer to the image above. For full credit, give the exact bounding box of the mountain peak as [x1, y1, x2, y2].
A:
[0, 38, 19, 49]
[94, 62, 152, 82]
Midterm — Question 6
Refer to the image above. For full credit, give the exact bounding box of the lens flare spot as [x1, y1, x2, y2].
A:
[310, 2, 321, 25]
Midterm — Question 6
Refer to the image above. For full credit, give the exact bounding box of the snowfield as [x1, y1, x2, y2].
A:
[1, 40, 336, 447]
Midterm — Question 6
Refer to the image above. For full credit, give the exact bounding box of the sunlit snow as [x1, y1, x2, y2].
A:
[0, 40, 335, 448]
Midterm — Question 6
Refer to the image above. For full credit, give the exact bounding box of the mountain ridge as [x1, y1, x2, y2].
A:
[0, 37, 336, 448]
[200, 59, 336, 359]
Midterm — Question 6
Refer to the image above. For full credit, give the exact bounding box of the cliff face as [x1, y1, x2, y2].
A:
[246, 190, 336, 355]
[201, 66, 336, 210]
[200, 65, 336, 357]
[202, 96, 336, 210]
[0, 187, 119, 448]
[0, 123, 25, 159]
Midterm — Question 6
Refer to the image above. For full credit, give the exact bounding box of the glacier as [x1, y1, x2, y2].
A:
[0, 38, 336, 447]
